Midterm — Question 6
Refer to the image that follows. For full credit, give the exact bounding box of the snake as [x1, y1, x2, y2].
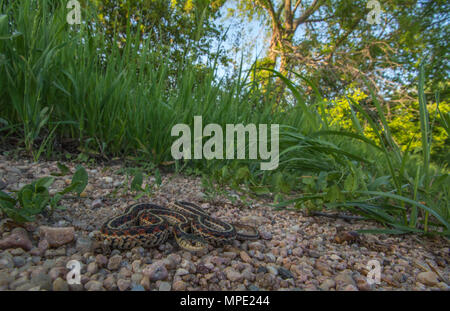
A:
[97, 201, 259, 251]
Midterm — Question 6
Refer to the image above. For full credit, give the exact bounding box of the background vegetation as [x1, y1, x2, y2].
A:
[0, 0, 448, 236]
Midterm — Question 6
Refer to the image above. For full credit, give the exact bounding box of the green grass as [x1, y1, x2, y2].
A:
[0, 0, 448, 235]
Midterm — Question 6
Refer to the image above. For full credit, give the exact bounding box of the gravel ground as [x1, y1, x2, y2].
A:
[0, 157, 448, 291]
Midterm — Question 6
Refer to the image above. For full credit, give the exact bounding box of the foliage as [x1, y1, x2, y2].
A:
[326, 88, 450, 165]
[389, 101, 449, 164]
[93, 0, 228, 69]
[228, 0, 450, 100]
[125, 167, 163, 200]
[0, 166, 88, 223]
[274, 65, 449, 235]
[0, 1, 448, 235]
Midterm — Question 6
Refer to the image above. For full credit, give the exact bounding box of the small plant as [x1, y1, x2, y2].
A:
[201, 174, 223, 202]
[201, 171, 253, 207]
[0, 165, 88, 223]
[129, 168, 162, 200]
[50, 162, 71, 176]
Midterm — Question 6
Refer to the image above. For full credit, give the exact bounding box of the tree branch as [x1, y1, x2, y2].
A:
[293, 0, 324, 30]
[256, 0, 281, 33]
[293, 0, 302, 14]
[327, 16, 363, 63]
[276, 1, 285, 20]
[305, 15, 334, 24]
[285, 0, 293, 30]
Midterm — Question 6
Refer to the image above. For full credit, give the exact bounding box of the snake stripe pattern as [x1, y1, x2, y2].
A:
[98, 201, 259, 251]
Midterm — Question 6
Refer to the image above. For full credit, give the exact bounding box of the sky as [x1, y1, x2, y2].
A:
[209, 1, 269, 78]
[206, 0, 319, 79]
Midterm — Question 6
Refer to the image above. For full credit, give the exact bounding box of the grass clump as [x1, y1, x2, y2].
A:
[0, 1, 448, 235]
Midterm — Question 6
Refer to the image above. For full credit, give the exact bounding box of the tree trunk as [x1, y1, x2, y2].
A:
[269, 31, 294, 106]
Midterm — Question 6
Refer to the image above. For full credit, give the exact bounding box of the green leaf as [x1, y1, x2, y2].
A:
[32, 176, 55, 190]
[220, 165, 230, 180]
[2, 207, 35, 223]
[271, 172, 291, 194]
[368, 176, 391, 190]
[16, 181, 50, 217]
[274, 193, 284, 203]
[316, 171, 328, 192]
[301, 176, 315, 186]
[312, 130, 382, 151]
[76, 153, 89, 163]
[71, 165, 88, 195]
[0, 190, 16, 209]
[235, 166, 250, 182]
[0, 14, 9, 39]
[17, 186, 34, 209]
[356, 191, 450, 230]
[50, 193, 62, 208]
[134, 192, 145, 200]
[59, 181, 81, 195]
[51, 162, 71, 176]
[325, 184, 343, 203]
[154, 168, 162, 186]
[249, 185, 271, 195]
[273, 194, 326, 208]
[131, 170, 143, 192]
[344, 173, 358, 193]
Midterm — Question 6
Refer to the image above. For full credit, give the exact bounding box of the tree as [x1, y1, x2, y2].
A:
[229, 0, 449, 102]
[93, 0, 228, 70]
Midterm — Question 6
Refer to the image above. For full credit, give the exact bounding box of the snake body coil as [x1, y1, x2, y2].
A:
[98, 201, 259, 251]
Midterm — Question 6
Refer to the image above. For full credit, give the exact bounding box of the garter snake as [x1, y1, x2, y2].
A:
[97, 201, 259, 251]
